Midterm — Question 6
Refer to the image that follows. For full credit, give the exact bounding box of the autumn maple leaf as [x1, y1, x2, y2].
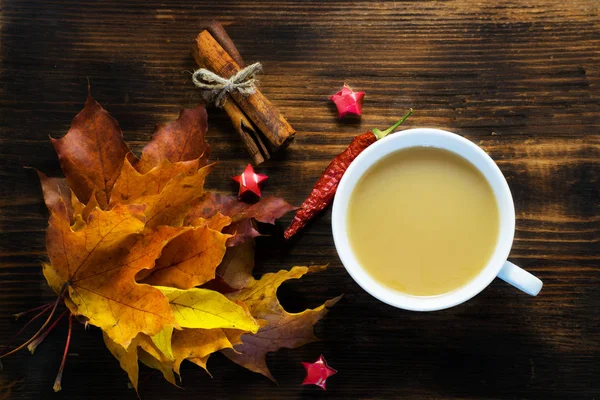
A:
[216, 240, 256, 290]
[137, 221, 230, 289]
[34, 170, 74, 221]
[110, 157, 202, 207]
[135, 106, 210, 173]
[114, 158, 214, 229]
[162, 285, 259, 374]
[222, 263, 342, 381]
[186, 192, 296, 246]
[45, 200, 184, 348]
[103, 330, 178, 391]
[50, 94, 130, 208]
[171, 328, 236, 375]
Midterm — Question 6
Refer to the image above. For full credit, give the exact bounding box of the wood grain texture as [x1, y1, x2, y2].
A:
[0, 0, 598, 399]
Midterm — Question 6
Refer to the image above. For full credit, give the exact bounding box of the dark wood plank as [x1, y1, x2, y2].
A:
[1, 0, 598, 399]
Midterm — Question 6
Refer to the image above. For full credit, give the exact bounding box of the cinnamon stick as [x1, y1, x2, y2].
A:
[223, 102, 270, 164]
[206, 20, 245, 68]
[195, 22, 269, 164]
[193, 30, 296, 151]
[192, 51, 268, 164]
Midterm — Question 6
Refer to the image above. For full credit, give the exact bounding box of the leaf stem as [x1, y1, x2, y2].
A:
[13, 302, 54, 320]
[27, 310, 68, 354]
[53, 313, 73, 393]
[2, 303, 53, 354]
[0, 283, 68, 359]
[371, 109, 413, 140]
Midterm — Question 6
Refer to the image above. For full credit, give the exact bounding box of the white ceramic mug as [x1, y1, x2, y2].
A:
[332, 128, 543, 311]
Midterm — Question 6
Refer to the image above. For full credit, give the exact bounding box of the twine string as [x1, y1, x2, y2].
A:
[192, 62, 262, 107]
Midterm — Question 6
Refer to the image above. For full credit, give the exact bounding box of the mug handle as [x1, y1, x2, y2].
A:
[497, 261, 543, 296]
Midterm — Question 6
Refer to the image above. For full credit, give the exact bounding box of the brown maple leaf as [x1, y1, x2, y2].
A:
[222, 266, 342, 381]
[186, 192, 295, 226]
[136, 105, 209, 173]
[185, 193, 296, 246]
[51, 94, 130, 208]
[215, 240, 255, 290]
[34, 170, 72, 218]
[45, 200, 184, 348]
[34, 169, 99, 229]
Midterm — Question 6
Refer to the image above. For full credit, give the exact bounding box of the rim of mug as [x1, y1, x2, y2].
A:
[331, 128, 516, 311]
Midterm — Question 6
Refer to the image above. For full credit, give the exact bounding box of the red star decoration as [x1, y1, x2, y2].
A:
[232, 164, 268, 198]
[330, 83, 365, 118]
[301, 355, 337, 390]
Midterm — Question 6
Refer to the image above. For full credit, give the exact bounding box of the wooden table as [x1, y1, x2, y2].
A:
[1, 1, 598, 399]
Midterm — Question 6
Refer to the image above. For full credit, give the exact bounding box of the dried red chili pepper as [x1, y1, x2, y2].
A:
[284, 109, 412, 240]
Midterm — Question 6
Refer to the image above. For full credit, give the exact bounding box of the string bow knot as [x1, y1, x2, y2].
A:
[192, 62, 262, 107]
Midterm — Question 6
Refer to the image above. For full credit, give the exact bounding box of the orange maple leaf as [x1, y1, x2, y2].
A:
[138, 222, 229, 289]
[110, 157, 201, 207]
[108, 155, 213, 229]
[45, 200, 184, 348]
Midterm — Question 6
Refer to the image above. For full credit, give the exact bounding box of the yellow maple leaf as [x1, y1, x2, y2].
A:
[103, 329, 177, 391]
[103, 333, 140, 391]
[149, 326, 174, 360]
[139, 348, 178, 386]
[171, 328, 234, 375]
[157, 286, 259, 332]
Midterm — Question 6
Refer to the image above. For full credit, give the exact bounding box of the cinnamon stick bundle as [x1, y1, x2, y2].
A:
[192, 22, 295, 164]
